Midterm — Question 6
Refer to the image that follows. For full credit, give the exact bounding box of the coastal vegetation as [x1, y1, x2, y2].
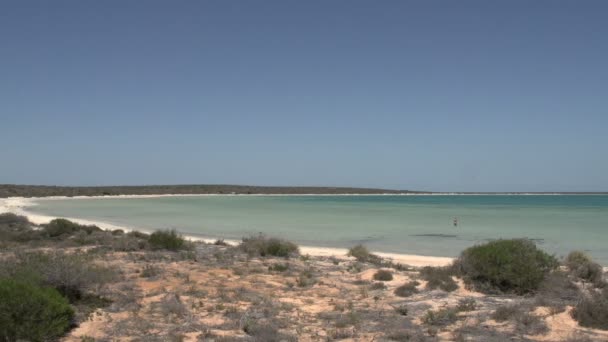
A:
[0, 278, 74, 341]
[455, 238, 559, 294]
[149, 229, 188, 251]
[0, 213, 606, 341]
[372, 269, 393, 281]
[0, 184, 414, 198]
[240, 234, 299, 258]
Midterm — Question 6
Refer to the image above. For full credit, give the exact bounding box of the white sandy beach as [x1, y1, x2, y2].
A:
[0, 195, 453, 267]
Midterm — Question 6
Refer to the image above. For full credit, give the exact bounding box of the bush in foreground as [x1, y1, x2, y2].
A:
[565, 251, 604, 287]
[456, 239, 558, 294]
[240, 234, 299, 257]
[572, 288, 608, 330]
[0, 213, 40, 242]
[0, 278, 74, 341]
[4, 251, 118, 302]
[149, 229, 187, 251]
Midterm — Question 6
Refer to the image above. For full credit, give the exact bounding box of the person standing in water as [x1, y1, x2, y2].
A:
[453, 217, 459, 227]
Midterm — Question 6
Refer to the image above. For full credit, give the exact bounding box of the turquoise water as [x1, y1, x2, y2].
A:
[29, 195, 608, 264]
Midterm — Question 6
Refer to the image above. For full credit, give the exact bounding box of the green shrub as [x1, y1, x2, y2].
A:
[492, 303, 525, 322]
[347, 244, 382, 264]
[565, 251, 604, 287]
[5, 251, 118, 301]
[0, 213, 41, 242]
[394, 281, 420, 297]
[141, 265, 161, 278]
[43, 218, 101, 238]
[0, 213, 30, 231]
[572, 288, 608, 330]
[420, 266, 458, 292]
[456, 239, 558, 294]
[149, 229, 187, 251]
[0, 278, 74, 341]
[373, 269, 393, 281]
[126, 230, 150, 240]
[240, 234, 299, 257]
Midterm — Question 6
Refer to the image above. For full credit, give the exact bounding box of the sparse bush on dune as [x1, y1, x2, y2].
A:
[394, 281, 420, 297]
[373, 269, 393, 281]
[0, 213, 41, 242]
[492, 302, 548, 334]
[565, 251, 605, 287]
[4, 250, 119, 302]
[422, 307, 459, 326]
[0, 212, 30, 229]
[43, 218, 102, 238]
[456, 239, 558, 294]
[149, 229, 188, 251]
[0, 278, 74, 341]
[572, 287, 608, 330]
[535, 270, 580, 312]
[347, 244, 382, 264]
[420, 266, 458, 292]
[240, 234, 299, 258]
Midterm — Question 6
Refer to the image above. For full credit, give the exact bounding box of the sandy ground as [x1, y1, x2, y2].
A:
[57, 246, 608, 342]
[0, 196, 454, 267]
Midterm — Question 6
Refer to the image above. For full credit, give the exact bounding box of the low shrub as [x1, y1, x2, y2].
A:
[420, 266, 458, 292]
[149, 229, 187, 251]
[347, 244, 382, 264]
[422, 307, 458, 326]
[213, 238, 229, 246]
[268, 263, 289, 272]
[0, 213, 41, 242]
[565, 251, 604, 287]
[6, 251, 119, 301]
[456, 239, 558, 294]
[572, 288, 608, 330]
[492, 303, 525, 322]
[43, 218, 101, 238]
[394, 281, 420, 297]
[126, 230, 150, 240]
[370, 282, 387, 290]
[240, 234, 299, 257]
[491, 301, 547, 333]
[296, 269, 316, 287]
[0, 278, 74, 341]
[456, 298, 477, 312]
[535, 270, 580, 312]
[373, 269, 393, 281]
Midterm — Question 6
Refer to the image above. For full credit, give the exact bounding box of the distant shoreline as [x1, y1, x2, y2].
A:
[1, 184, 607, 198]
[0, 196, 453, 267]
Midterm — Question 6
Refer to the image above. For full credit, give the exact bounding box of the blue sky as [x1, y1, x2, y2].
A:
[1, 1, 607, 192]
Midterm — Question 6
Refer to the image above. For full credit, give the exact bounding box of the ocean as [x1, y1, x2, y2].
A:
[27, 195, 608, 264]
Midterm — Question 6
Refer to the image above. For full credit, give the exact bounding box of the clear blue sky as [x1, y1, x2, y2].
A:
[1, 1, 607, 192]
